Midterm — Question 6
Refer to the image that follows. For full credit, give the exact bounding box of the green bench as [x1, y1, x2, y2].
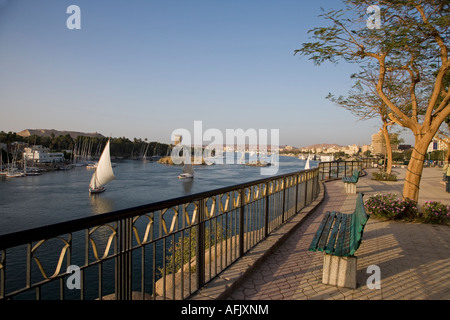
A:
[342, 170, 360, 193]
[309, 193, 369, 288]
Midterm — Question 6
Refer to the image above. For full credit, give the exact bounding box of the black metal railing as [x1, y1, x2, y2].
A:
[317, 160, 371, 181]
[0, 160, 369, 300]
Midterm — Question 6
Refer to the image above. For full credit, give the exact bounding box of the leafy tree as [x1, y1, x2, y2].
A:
[295, 0, 450, 202]
[327, 66, 402, 174]
[435, 72, 450, 161]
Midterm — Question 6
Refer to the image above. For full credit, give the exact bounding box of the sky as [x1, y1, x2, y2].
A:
[0, 0, 414, 147]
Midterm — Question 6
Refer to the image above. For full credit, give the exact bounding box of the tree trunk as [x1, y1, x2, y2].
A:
[446, 140, 450, 163]
[402, 137, 430, 202]
[382, 123, 393, 175]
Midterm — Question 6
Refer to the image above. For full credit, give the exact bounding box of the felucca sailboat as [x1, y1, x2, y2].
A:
[89, 140, 115, 193]
[304, 155, 311, 170]
[178, 159, 194, 179]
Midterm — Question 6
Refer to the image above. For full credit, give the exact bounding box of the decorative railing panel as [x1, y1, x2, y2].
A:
[0, 160, 369, 300]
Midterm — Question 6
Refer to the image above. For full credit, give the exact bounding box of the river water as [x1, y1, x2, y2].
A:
[0, 155, 314, 236]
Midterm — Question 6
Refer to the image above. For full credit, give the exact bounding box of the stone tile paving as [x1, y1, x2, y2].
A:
[227, 167, 450, 300]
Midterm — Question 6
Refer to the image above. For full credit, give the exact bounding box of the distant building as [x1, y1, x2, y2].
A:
[398, 144, 412, 151]
[23, 146, 65, 163]
[325, 146, 342, 154]
[344, 144, 360, 156]
[320, 155, 335, 162]
[361, 144, 371, 154]
[280, 145, 296, 152]
[173, 134, 182, 145]
[427, 139, 447, 153]
[371, 129, 399, 155]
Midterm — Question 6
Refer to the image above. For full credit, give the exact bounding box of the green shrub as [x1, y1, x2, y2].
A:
[364, 193, 418, 220]
[158, 223, 228, 277]
[372, 171, 397, 181]
[419, 201, 450, 224]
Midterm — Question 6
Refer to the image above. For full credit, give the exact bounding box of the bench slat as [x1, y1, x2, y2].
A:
[333, 214, 349, 256]
[308, 212, 333, 252]
[316, 211, 337, 252]
[342, 170, 360, 184]
[349, 193, 369, 255]
[341, 214, 355, 257]
[309, 192, 369, 257]
[341, 215, 353, 256]
[334, 214, 351, 256]
[325, 213, 343, 254]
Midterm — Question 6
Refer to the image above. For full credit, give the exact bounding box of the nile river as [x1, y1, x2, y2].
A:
[0, 155, 313, 236]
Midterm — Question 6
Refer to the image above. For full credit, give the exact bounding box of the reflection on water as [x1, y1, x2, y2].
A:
[0, 155, 316, 235]
[89, 194, 115, 215]
[181, 179, 194, 193]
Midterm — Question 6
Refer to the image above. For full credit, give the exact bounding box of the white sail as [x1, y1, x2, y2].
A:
[90, 140, 115, 189]
[239, 152, 245, 164]
[305, 155, 310, 170]
[182, 162, 194, 175]
[178, 158, 194, 179]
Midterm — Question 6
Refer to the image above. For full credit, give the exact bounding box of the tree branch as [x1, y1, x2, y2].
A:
[415, 4, 449, 126]
[376, 53, 417, 131]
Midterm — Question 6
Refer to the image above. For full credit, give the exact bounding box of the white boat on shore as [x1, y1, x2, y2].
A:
[86, 162, 97, 169]
[25, 167, 43, 176]
[6, 171, 26, 178]
[89, 140, 115, 194]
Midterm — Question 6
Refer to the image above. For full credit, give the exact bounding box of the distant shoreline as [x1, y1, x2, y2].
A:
[158, 156, 207, 165]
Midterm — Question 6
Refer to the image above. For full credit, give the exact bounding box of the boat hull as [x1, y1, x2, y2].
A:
[89, 186, 106, 194]
[178, 173, 194, 179]
[6, 172, 25, 178]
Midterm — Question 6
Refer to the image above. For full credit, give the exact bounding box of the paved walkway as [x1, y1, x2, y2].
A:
[224, 167, 450, 300]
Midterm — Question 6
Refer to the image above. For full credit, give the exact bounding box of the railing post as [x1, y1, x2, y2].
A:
[196, 199, 206, 289]
[336, 161, 340, 178]
[264, 182, 269, 237]
[315, 169, 319, 197]
[312, 170, 316, 198]
[239, 188, 245, 257]
[282, 178, 286, 223]
[304, 172, 308, 207]
[0, 250, 5, 300]
[116, 218, 132, 300]
[329, 162, 331, 179]
[295, 174, 299, 213]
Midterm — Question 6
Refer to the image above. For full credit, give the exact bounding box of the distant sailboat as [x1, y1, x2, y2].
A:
[89, 140, 115, 194]
[0, 152, 6, 175]
[178, 159, 194, 179]
[305, 155, 311, 170]
[239, 151, 246, 164]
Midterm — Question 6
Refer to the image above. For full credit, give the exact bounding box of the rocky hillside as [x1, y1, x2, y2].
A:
[17, 129, 104, 139]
